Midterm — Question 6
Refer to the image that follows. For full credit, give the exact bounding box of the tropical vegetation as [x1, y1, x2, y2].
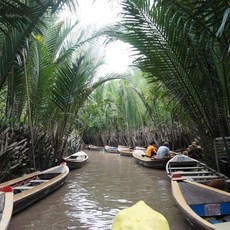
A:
[103, 0, 230, 171]
[0, 0, 122, 181]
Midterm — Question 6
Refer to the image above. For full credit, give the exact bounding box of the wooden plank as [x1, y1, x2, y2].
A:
[172, 171, 211, 175]
[170, 166, 204, 170]
[0, 172, 38, 189]
[185, 175, 219, 179]
[171, 180, 216, 229]
[13, 186, 34, 190]
[179, 181, 230, 205]
[30, 180, 49, 183]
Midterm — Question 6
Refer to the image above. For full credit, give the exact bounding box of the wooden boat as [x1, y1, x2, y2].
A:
[86, 144, 104, 151]
[0, 162, 69, 215]
[0, 186, 13, 230]
[171, 177, 230, 230]
[118, 148, 134, 157]
[166, 154, 228, 188]
[134, 146, 147, 151]
[132, 150, 171, 169]
[117, 145, 130, 149]
[62, 151, 88, 169]
[104, 145, 119, 154]
[117, 145, 134, 157]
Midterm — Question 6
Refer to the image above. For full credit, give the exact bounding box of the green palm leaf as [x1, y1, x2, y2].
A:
[106, 0, 230, 139]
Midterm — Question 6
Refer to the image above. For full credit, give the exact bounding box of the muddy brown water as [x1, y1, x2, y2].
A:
[8, 150, 192, 230]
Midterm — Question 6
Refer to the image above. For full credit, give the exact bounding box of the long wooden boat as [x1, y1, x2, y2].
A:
[166, 154, 228, 188]
[132, 150, 171, 169]
[118, 148, 134, 157]
[85, 144, 104, 151]
[117, 145, 133, 157]
[0, 162, 69, 215]
[171, 178, 230, 230]
[104, 145, 119, 154]
[117, 145, 130, 149]
[0, 186, 13, 230]
[62, 151, 88, 170]
[134, 146, 147, 151]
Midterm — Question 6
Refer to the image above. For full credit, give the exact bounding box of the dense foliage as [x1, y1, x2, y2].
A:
[104, 0, 230, 166]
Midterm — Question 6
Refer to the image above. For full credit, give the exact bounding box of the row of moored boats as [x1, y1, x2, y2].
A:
[1, 144, 230, 230]
[88, 144, 230, 230]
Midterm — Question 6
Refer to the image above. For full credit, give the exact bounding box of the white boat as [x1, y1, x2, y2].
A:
[132, 149, 171, 169]
[118, 149, 133, 157]
[63, 151, 88, 169]
[134, 146, 147, 151]
[104, 145, 119, 154]
[166, 154, 228, 188]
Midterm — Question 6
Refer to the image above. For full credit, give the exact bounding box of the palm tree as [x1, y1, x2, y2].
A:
[80, 69, 190, 148]
[13, 13, 125, 162]
[104, 0, 230, 156]
[0, 0, 78, 91]
[0, 0, 80, 175]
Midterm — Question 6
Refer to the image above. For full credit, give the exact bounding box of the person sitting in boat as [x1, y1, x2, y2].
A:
[153, 142, 170, 159]
[187, 140, 203, 160]
[144, 141, 157, 157]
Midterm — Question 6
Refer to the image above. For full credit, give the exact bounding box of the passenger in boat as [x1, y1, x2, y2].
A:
[187, 140, 203, 160]
[144, 141, 157, 157]
[153, 142, 170, 159]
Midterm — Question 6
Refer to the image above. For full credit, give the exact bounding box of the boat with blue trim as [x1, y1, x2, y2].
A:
[171, 177, 230, 230]
[104, 145, 119, 154]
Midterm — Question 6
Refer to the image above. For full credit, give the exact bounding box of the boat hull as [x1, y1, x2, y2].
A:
[166, 154, 228, 188]
[63, 151, 88, 170]
[105, 145, 119, 154]
[171, 179, 230, 230]
[0, 187, 13, 230]
[64, 160, 87, 169]
[0, 163, 69, 215]
[119, 149, 133, 157]
[132, 150, 170, 169]
[85, 145, 104, 151]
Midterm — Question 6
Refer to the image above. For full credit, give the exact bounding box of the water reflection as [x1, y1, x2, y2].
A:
[8, 150, 192, 230]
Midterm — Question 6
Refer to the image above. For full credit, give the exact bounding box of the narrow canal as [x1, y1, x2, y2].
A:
[8, 150, 192, 230]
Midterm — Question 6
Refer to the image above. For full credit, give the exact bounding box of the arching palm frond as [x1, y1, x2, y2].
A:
[0, 0, 78, 90]
[105, 0, 230, 139]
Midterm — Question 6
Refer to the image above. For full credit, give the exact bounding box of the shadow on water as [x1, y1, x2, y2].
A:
[8, 150, 193, 230]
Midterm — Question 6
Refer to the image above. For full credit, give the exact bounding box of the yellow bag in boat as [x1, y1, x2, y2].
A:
[111, 200, 170, 230]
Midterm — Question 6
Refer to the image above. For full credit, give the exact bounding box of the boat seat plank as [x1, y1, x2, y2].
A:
[172, 171, 212, 175]
[30, 179, 49, 183]
[13, 186, 34, 190]
[185, 175, 220, 179]
[170, 166, 204, 170]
